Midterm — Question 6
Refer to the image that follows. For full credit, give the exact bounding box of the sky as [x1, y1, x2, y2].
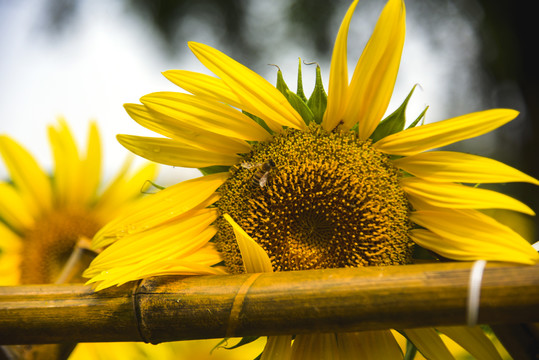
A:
[0, 0, 485, 186]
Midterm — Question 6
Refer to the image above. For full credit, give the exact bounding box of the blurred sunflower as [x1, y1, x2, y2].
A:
[0, 119, 166, 359]
[0, 119, 157, 285]
[83, 0, 538, 358]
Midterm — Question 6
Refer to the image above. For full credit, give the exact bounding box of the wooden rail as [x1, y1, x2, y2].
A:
[1, 262, 538, 345]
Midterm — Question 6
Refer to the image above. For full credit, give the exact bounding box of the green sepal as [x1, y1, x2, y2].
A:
[243, 110, 274, 135]
[273, 64, 314, 125]
[226, 336, 260, 349]
[140, 180, 166, 194]
[404, 338, 418, 360]
[275, 67, 290, 96]
[394, 330, 415, 360]
[199, 165, 230, 176]
[210, 338, 228, 354]
[307, 65, 328, 124]
[371, 84, 418, 143]
[211, 337, 260, 354]
[296, 58, 308, 102]
[286, 89, 314, 125]
[142, 180, 166, 191]
[406, 105, 428, 130]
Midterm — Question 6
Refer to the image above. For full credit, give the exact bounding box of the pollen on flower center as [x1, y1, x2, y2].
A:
[216, 124, 414, 273]
[20, 209, 101, 284]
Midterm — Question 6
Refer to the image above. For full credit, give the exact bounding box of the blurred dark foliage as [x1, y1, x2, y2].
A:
[476, 0, 539, 212]
[287, 0, 347, 54]
[125, 0, 252, 57]
[38, 0, 348, 64]
[41, 0, 79, 33]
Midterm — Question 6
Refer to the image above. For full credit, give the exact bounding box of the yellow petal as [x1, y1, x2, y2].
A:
[117, 134, 240, 168]
[79, 121, 102, 204]
[92, 155, 133, 217]
[374, 109, 519, 156]
[0, 135, 52, 215]
[291, 333, 339, 360]
[97, 243, 225, 290]
[93, 162, 158, 225]
[343, 0, 405, 139]
[0, 222, 22, 286]
[130, 256, 227, 282]
[223, 214, 273, 273]
[90, 251, 226, 290]
[174, 242, 224, 266]
[261, 336, 292, 360]
[188, 42, 305, 132]
[344, 330, 403, 359]
[163, 70, 246, 109]
[0, 182, 35, 232]
[437, 326, 502, 360]
[403, 328, 454, 360]
[72, 341, 225, 360]
[48, 119, 83, 207]
[86, 211, 223, 290]
[392, 151, 539, 185]
[322, 0, 359, 131]
[88, 247, 225, 291]
[335, 332, 362, 356]
[409, 209, 539, 264]
[124, 103, 252, 154]
[141, 91, 270, 142]
[94, 172, 228, 248]
[401, 177, 535, 215]
[0, 221, 22, 253]
[89, 210, 218, 271]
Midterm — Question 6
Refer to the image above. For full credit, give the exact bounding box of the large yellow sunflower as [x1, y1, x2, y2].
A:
[83, 0, 538, 358]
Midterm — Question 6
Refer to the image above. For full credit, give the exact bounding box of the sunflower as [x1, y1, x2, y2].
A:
[83, 0, 538, 358]
[0, 119, 174, 359]
[0, 119, 158, 286]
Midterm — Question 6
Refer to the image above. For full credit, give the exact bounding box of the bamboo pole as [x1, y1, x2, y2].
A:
[1, 262, 538, 345]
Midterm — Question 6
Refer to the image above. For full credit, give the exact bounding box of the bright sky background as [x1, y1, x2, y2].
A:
[0, 0, 484, 186]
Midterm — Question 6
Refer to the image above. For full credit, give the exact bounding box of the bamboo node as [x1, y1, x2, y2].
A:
[226, 273, 263, 338]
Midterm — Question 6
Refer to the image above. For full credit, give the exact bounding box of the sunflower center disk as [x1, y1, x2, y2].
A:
[216, 125, 414, 273]
[20, 209, 101, 284]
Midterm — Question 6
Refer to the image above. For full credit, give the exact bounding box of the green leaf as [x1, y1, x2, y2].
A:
[296, 58, 307, 102]
[286, 89, 314, 125]
[199, 165, 230, 175]
[307, 65, 328, 124]
[371, 84, 418, 143]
